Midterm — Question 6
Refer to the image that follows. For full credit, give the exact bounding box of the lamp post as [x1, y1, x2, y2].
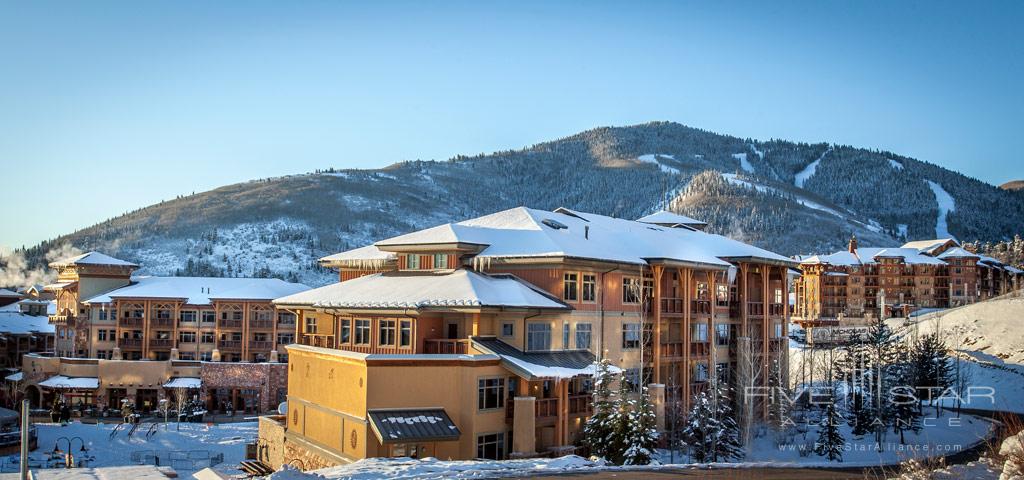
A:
[52, 436, 88, 468]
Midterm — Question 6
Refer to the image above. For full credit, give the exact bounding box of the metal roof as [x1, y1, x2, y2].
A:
[367, 408, 461, 444]
[471, 336, 600, 380]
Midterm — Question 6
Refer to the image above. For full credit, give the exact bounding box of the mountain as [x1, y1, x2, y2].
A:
[1001, 180, 1024, 191]
[12, 122, 1024, 287]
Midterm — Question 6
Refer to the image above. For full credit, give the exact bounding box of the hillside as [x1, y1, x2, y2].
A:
[10, 122, 1024, 287]
[1001, 180, 1024, 191]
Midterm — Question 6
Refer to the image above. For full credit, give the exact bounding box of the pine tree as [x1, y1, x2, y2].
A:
[865, 315, 899, 448]
[580, 359, 619, 460]
[911, 333, 952, 415]
[814, 388, 845, 462]
[681, 389, 717, 463]
[892, 345, 921, 444]
[622, 386, 659, 465]
[711, 382, 744, 462]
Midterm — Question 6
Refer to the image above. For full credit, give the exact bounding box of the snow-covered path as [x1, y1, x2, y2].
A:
[794, 147, 831, 188]
[926, 180, 956, 239]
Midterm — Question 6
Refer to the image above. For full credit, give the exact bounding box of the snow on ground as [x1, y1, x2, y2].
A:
[925, 180, 956, 239]
[636, 154, 680, 174]
[0, 421, 257, 475]
[732, 153, 754, 173]
[749, 143, 765, 160]
[897, 224, 909, 238]
[289, 455, 600, 480]
[889, 159, 904, 171]
[794, 147, 831, 188]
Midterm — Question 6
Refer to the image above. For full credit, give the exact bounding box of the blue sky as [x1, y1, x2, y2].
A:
[1, 1, 1022, 249]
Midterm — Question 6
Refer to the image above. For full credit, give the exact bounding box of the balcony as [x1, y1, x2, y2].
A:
[536, 398, 558, 419]
[219, 319, 243, 329]
[568, 394, 593, 415]
[149, 339, 173, 349]
[250, 319, 274, 330]
[747, 302, 765, 317]
[218, 340, 242, 350]
[299, 334, 334, 348]
[690, 341, 710, 358]
[249, 340, 274, 351]
[424, 338, 469, 354]
[691, 300, 712, 315]
[118, 338, 142, 349]
[119, 317, 143, 328]
[769, 303, 784, 316]
[48, 315, 70, 326]
[660, 298, 684, 314]
[152, 317, 174, 327]
[660, 341, 684, 358]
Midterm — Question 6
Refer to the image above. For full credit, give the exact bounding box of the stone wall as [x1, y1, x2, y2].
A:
[201, 362, 288, 412]
[257, 415, 288, 470]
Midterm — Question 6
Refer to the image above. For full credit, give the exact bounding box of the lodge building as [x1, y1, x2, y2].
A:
[257, 207, 798, 468]
[793, 237, 1023, 327]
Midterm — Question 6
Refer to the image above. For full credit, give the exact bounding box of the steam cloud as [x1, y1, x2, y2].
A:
[0, 243, 84, 289]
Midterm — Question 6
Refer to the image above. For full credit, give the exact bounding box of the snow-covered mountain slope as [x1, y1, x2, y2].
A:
[14, 122, 1024, 286]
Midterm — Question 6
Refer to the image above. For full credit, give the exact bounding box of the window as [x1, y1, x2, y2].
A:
[355, 319, 371, 345]
[624, 368, 642, 392]
[277, 312, 296, 325]
[774, 323, 784, 338]
[575, 323, 592, 350]
[399, 320, 412, 347]
[696, 282, 708, 299]
[433, 253, 447, 269]
[526, 323, 551, 351]
[501, 322, 514, 337]
[774, 288, 784, 304]
[200, 352, 213, 362]
[716, 363, 730, 384]
[622, 277, 641, 303]
[156, 309, 172, 320]
[277, 333, 295, 345]
[304, 316, 317, 334]
[201, 332, 215, 343]
[694, 363, 708, 382]
[97, 330, 108, 341]
[477, 378, 505, 410]
[715, 324, 729, 346]
[692, 323, 708, 342]
[716, 284, 729, 306]
[622, 323, 641, 349]
[253, 332, 269, 342]
[476, 432, 505, 460]
[406, 254, 420, 270]
[156, 331, 171, 340]
[582, 274, 596, 302]
[98, 308, 109, 321]
[562, 323, 570, 348]
[563, 273, 579, 301]
[201, 311, 216, 323]
[179, 331, 196, 343]
[340, 319, 351, 344]
[379, 319, 396, 346]
[180, 311, 197, 323]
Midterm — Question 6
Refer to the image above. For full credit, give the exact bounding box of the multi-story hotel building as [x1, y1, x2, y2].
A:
[10, 252, 310, 414]
[793, 237, 1022, 327]
[258, 207, 797, 468]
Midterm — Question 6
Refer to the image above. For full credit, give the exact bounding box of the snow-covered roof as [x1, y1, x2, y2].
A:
[319, 244, 397, 269]
[937, 247, 978, 259]
[801, 247, 947, 266]
[368, 207, 793, 268]
[1007, 266, 1024, 275]
[275, 270, 567, 310]
[800, 251, 860, 267]
[901, 238, 958, 254]
[0, 311, 55, 335]
[471, 336, 614, 380]
[163, 377, 201, 389]
[84, 276, 311, 305]
[635, 210, 707, 227]
[0, 465, 176, 480]
[4, 372, 22, 382]
[44, 281, 77, 291]
[38, 375, 100, 389]
[0, 289, 21, 298]
[48, 251, 138, 268]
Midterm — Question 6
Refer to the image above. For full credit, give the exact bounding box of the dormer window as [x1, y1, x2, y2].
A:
[401, 253, 453, 271]
[407, 254, 420, 269]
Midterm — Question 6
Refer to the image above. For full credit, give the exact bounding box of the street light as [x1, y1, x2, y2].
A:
[51, 436, 87, 468]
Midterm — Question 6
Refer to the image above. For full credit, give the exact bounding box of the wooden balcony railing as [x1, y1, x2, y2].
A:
[119, 318, 143, 328]
[568, 394, 593, 415]
[691, 300, 712, 315]
[299, 335, 334, 348]
[219, 319, 243, 329]
[690, 341, 710, 358]
[218, 340, 242, 350]
[118, 338, 142, 348]
[152, 317, 174, 327]
[660, 341, 684, 358]
[424, 339, 469, 354]
[250, 319, 274, 330]
[149, 339, 173, 348]
[250, 341, 274, 350]
[747, 302, 765, 316]
[536, 398, 558, 418]
[660, 298, 684, 314]
[769, 303, 784, 316]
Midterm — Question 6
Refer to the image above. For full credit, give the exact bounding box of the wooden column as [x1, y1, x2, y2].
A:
[214, 302, 221, 360]
[652, 265, 664, 384]
[681, 268, 691, 410]
[762, 266, 771, 419]
[707, 270, 716, 386]
[471, 313, 481, 337]
[242, 302, 250, 361]
[740, 264, 748, 336]
[142, 300, 150, 359]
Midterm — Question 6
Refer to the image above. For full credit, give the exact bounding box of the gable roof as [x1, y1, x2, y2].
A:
[801, 247, 946, 266]
[0, 289, 22, 299]
[273, 270, 567, 310]
[900, 239, 958, 254]
[0, 311, 54, 335]
[48, 252, 138, 268]
[84, 276, 310, 305]
[370, 207, 794, 269]
[937, 247, 979, 259]
[471, 336, 612, 380]
[635, 210, 707, 227]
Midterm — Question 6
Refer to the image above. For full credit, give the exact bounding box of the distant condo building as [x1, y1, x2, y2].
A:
[257, 207, 798, 467]
[793, 236, 1023, 327]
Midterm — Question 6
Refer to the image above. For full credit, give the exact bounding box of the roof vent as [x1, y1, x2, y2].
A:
[542, 219, 568, 230]
[585, 225, 590, 240]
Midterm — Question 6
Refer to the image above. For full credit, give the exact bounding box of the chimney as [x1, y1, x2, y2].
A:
[585, 226, 590, 240]
[848, 234, 858, 253]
